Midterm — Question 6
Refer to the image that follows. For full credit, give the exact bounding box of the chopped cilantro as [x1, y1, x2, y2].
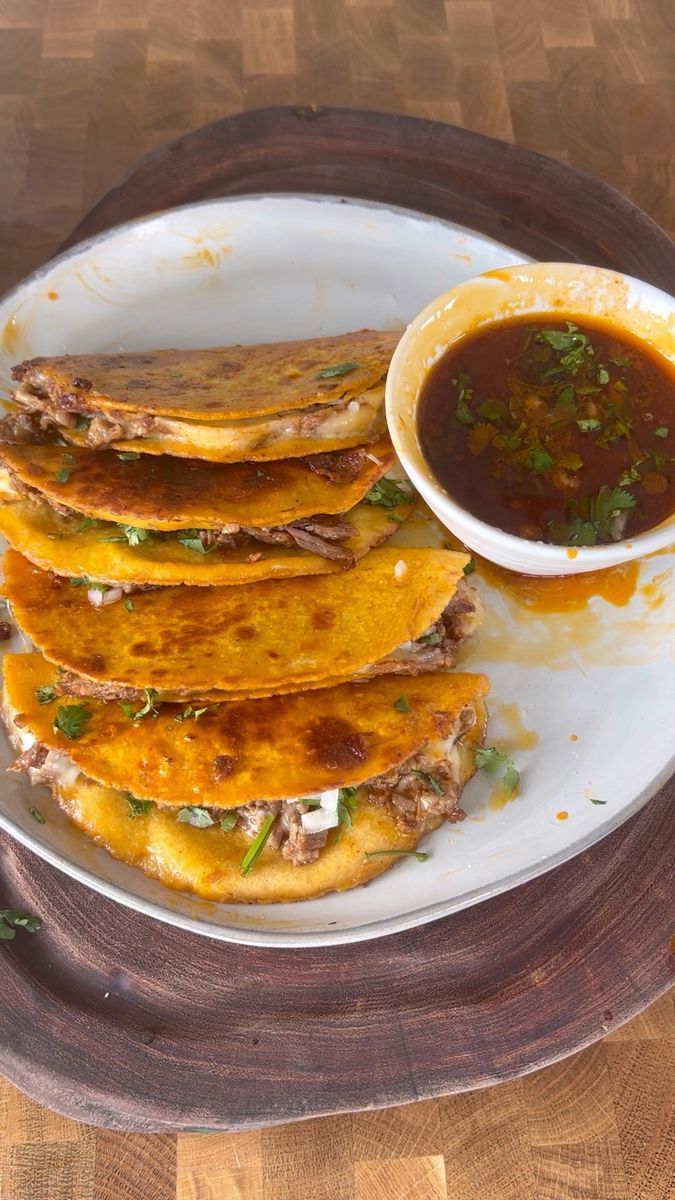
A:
[69, 575, 92, 588]
[453, 373, 474, 425]
[316, 361, 360, 379]
[177, 807, 215, 828]
[74, 415, 91, 432]
[537, 324, 591, 376]
[608, 353, 631, 367]
[394, 694, 410, 712]
[0, 910, 42, 940]
[29, 806, 45, 824]
[337, 786, 359, 827]
[125, 793, 151, 819]
[655, 426, 669, 438]
[576, 418, 601, 432]
[35, 685, 57, 705]
[219, 812, 237, 832]
[54, 454, 74, 484]
[74, 517, 99, 532]
[53, 703, 91, 741]
[523, 448, 554, 474]
[589, 797, 607, 806]
[240, 813, 276, 875]
[463, 558, 476, 575]
[549, 484, 636, 547]
[363, 478, 412, 508]
[596, 366, 610, 385]
[117, 451, 141, 461]
[364, 849, 427, 862]
[100, 524, 151, 547]
[417, 630, 441, 645]
[124, 597, 134, 613]
[118, 688, 160, 722]
[174, 705, 208, 722]
[176, 530, 213, 555]
[413, 769, 445, 796]
[474, 746, 520, 798]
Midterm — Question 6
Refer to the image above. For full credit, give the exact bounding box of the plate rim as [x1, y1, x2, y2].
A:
[0, 192, 673, 947]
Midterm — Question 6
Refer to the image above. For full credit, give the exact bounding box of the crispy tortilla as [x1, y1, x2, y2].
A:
[0, 494, 408, 587]
[4, 657, 488, 902]
[0, 440, 394, 529]
[11, 331, 398, 461]
[52, 748, 477, 903]
[2, 547, 470, 698]
[3, 653, 488, 807]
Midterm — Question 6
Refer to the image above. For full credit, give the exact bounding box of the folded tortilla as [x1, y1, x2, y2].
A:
[3, 656, 488, 902]
[2, 547, 480, 701]
[0, 440, 394, 528]
[8, 330, 398, 462]
[0, 440, 409, 586]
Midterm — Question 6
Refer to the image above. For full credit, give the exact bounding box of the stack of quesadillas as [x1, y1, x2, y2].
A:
[0, 332, 489, 902]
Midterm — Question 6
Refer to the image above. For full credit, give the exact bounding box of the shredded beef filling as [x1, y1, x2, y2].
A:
[56, 672, 143, 703]
[9, 368, 384, 453]
[198, 514, 355, 564]
[304, 447, 367, 482]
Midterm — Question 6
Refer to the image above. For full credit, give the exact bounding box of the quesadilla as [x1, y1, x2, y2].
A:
[2, 547, 481, 703]
[3, 655, 488, 902]
[0, 440, 411, 585]
[6, 330, 398, 463]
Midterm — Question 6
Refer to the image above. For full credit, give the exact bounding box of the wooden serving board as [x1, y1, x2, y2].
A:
[1, 108, 673, 1132]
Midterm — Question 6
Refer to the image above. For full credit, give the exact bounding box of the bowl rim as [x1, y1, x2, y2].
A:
[385, 261, 675, 574]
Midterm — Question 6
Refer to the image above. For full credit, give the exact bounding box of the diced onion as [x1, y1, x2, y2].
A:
[347, 400, 360, 413]
[318, 788, 340, 811]
[364, 453, 383, 466]
[301, 807, 340, 833]
[87, 587, 124, 608]
[394, 559, 408, 580]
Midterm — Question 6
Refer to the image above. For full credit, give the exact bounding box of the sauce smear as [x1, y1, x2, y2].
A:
[418, 317, 675, 545]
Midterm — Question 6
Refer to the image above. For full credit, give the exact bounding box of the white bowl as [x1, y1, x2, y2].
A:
[385, 262, 675, 575]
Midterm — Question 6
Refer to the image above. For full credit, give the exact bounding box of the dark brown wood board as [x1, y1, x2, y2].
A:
[1, 108, 673, 1131]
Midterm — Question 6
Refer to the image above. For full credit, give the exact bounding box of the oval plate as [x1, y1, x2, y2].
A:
[0, 194, 673, 947]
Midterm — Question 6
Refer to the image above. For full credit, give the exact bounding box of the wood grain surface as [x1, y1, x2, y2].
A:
[0, 1, 674, 1198]
[0, 990, 673, 1200]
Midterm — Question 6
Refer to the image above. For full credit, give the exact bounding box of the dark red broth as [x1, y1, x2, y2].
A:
[417, 317, 675, 545]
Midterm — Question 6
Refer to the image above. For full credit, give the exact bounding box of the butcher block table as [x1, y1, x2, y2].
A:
[0, 2, 673, 1198]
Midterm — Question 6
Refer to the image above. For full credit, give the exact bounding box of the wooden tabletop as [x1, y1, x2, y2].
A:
[0, 1, 673, 1197]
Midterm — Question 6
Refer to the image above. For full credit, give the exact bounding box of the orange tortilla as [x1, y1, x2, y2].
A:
[2, 547, 470, 696]
[0, 495, 408, 587]
[4, 653, 489, 809]
[0, 440, 395, 529]
[13, 330, 399, 421]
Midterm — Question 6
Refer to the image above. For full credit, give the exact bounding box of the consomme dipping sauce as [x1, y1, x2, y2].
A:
[417, 317, 675, 546]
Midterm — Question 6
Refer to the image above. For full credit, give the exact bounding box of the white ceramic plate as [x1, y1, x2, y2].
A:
[0, 195, 673, 948]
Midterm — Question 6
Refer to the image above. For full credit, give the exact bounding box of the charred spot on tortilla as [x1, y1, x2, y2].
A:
[311, 608, 335, 631]
[307, 717, 369, 770]
[213, 754, 236, 782]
